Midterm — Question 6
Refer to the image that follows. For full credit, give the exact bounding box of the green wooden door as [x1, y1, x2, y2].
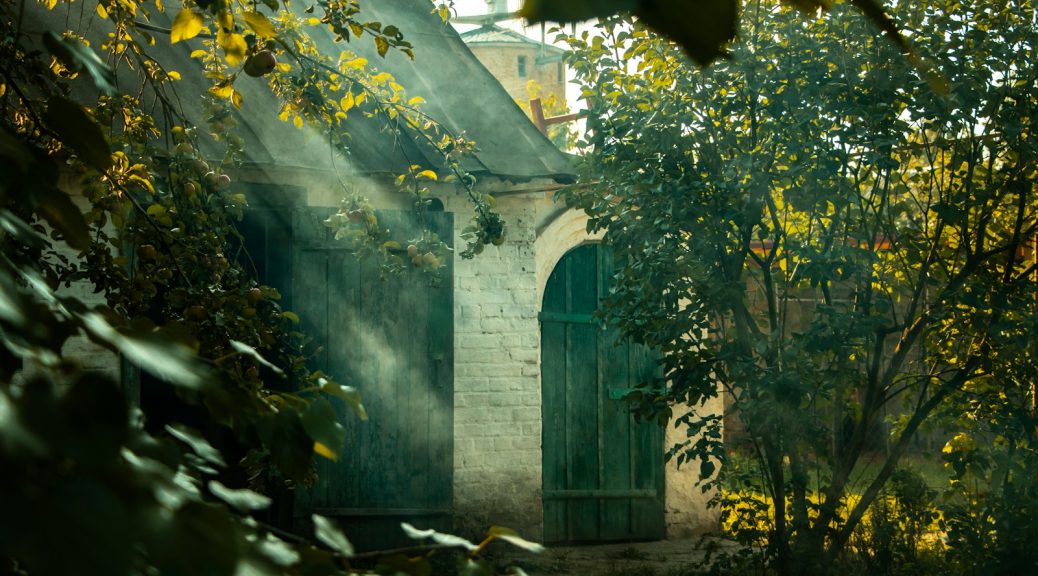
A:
[243, 199, 453, 548]
[541, 243, 665, 543]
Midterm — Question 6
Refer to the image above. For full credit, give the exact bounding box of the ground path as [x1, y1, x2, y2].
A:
[490, 537, 742, 576]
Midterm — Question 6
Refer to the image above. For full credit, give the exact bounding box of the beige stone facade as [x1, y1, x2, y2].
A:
[466, 43, 567, 105]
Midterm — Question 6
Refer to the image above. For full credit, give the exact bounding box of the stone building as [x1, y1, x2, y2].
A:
[32, 0, 720, 547]
[459, 23, 568, 108]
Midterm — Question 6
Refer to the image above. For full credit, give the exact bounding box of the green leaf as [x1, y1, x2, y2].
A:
[255, 534, 300, 567]
[43, 32, 118, 96]
[313, 514, 354, 556]
[300, 398, 345, 456]
[42, 96, 112, 172]
[35, 186, 92, 251]
[0, 272, 29, 327]
[0, 209, 48, 251]
[459, 558, 493, 576]
[230, 340, 285, 375]
[79, 312, 209, 388]
[320, 379, 368, 421]
[374, 35, 389, 58]
[400, 523, 477, 551]
[167, 424, 227, 467]
[700, 459, 716, 479]
[171, 8, 205, 44]
[208, 480, 272, 511]
[486, 526, 545, 553]
[0, 389, 47, 456]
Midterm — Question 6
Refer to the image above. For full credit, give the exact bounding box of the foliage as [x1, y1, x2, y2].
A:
[560, 0, 1037, 573]
[848, 467, 942, 576]
[521, 0, 905, 67]
[936, 348, 1038, 574]
[518, 79, 577, 151]
[0, 0, 528, 573]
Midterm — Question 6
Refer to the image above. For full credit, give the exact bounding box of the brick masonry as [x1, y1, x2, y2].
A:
[447, 189, 721, 541]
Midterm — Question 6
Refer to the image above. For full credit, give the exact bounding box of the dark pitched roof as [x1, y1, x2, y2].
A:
[26, 0, 575, 184]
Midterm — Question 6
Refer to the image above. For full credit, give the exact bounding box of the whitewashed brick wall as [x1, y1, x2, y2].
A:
[446, 192, 546, 538]
[449, 192, 722, 540]
[19, 194, 120, 383]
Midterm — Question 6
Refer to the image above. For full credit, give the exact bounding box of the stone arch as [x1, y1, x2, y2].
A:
[534, 209, 603, 311]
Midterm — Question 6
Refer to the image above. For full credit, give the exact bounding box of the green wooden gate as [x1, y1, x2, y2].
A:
[241, 194, 453, 548]
[541, 243, 665, 543]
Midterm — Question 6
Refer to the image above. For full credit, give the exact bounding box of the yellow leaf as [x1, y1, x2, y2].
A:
[167, 70, 181, 80]
[243, 11, 277, 38]
[155, 0, 164, 13]
[171, 9, 204, 44]
[42, 0, 57, 10]
[217, 11, 234, 33]
[306, 17, 321, 25]
[282, 310, 300, 323]
[407, 96, 425, 106]
[293, 115, 303, 129]
[313, 441, 338, 461]
[278, 106, 291, 122]
[217, 30, 247, 66]
[189, 49, 207, 59]
[416, 169, 437, 181]
[340, 92, 355, 112]
[231, 89, 243, 109]
[345, 57, 367, 69]
[97, 3, 109, 19]
[209, 83, 234, 99]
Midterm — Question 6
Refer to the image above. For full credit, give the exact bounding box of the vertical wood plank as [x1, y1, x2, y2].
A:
[541, 255, 569, 542]
[326, 248, 361, 509]
[426, 211, 455, 518]
[293, 209, 331, 510]
[629, 341, 666, 539]
[565, 245, 599, 542]
[598, 237, 633, 539]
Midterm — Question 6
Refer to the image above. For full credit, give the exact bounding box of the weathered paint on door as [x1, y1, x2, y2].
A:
[242, 197, 453, 548]
[541, 243, 665, 543]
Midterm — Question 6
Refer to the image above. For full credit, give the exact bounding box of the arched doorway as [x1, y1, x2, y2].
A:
[540, 243, 665, 543]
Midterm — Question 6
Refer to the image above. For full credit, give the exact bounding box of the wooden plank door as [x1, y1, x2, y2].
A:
[245, 201, 454, 549]
[541, 243, 665, 544]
